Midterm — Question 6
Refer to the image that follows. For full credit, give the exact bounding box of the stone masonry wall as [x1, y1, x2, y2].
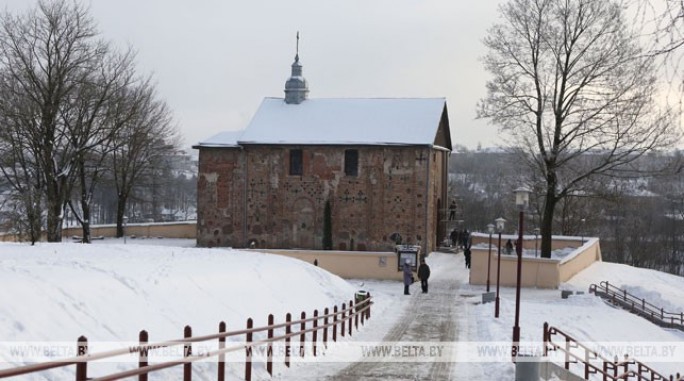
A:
[197, 145, 445, 251]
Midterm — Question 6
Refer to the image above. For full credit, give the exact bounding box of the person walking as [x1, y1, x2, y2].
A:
[418, 259, 431, 293]
[464, 232, 472, 268]
[505, 239, 514, 255]
[461, 229, 470, 249]
[449, 229, 458, 248]
[402, 259, 413, 295]
[448, 200, 457, 220]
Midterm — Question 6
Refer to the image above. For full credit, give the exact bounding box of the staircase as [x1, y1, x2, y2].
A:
[544, 323, 683, 381]
[589, 281, 684, 332]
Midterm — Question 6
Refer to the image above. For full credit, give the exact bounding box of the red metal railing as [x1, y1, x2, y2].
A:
[543, 323, 682, 381]
[0, 293, 372, 381]
[589, 281, 684, 331]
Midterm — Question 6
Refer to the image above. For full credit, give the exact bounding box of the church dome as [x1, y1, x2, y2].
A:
[284, 34, 309, 104]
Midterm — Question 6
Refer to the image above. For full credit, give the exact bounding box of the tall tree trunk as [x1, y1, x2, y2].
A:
[116, 192, 127, 238]
[540, 172, 558, 258]
[27, 192, 42, 245]
[80, 201, 91, 244]
[77, 160, 92, 244]
[45, 184, 64, 243]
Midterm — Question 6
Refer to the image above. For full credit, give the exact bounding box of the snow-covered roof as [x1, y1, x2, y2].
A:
[195, 130, 244, 148]
[196, 97, 448, 147]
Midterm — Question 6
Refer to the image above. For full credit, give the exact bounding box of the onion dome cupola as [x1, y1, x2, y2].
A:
[284, 32, 309, 104]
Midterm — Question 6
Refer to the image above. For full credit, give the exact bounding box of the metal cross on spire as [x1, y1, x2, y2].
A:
[296, 31, 300, 60]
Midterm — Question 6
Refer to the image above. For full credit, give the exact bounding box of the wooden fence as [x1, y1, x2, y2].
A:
[589, 281, 684, 331]
[543, 323, 682, 381]
[0, 293, 372, 380]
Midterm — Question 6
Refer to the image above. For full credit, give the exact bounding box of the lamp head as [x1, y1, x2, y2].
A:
[495, 217, 506, 232]
[514, 186, 531, 209]
[487, 223, 495, 234]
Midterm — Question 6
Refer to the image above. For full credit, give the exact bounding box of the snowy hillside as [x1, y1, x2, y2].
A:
[0, 241, 360, 380]
[0, 241, 682, 380]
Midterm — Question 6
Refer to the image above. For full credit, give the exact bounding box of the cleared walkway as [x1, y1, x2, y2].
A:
[326, 252, 470, 381]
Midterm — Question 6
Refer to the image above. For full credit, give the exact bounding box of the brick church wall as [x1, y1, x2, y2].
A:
[197, 145, 446, 252]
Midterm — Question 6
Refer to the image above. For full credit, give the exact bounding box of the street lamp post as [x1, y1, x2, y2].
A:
[581, 218, 586, 244]
[123, 216, 128, 244]
[512, 186, 530, 360]
[486, 223, 495, 292]
[494, 217, 506, 318]
[534, 227, 540, 258]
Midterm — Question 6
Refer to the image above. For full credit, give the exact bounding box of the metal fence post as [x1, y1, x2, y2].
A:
[245, 318, 253, 381]
[312, 310, 318, 357]
[285, 313, 291, 367]
[333, 306, 338, 342]
[367, 292, 372, 319]
[267, 314, 274, 376]
[139, 330, 148, 381]
[542, 323, 548, 357]
[341, 303, 346, 338]
[75, 336, 88, 381]
[184, 325, 192, 381]
[564, 337, 570, 370]
[348, 300, 353, 336]
[300, 312, 306, 358]
[360, 300, 365, 326]
[218, 322, 226, 381]
[323, 307, 329, 348]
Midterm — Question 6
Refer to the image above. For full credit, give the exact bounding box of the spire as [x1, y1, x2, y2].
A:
[284, 31, 308, 104]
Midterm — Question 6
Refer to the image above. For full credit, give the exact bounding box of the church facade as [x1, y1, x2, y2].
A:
[194, 52, 452, 252]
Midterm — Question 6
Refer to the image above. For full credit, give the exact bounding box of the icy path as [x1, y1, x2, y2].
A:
[293, 252, 466, 381]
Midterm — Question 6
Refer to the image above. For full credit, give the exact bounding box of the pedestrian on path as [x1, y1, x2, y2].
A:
[449, 229, 458, 248]
[464, 233, 472, 268]
[464, 248, 471, 269]
[448, 200, 456, 220]
[505, 239, 514, 255]
[402, 259, 413, 295]
[418, 259, 431, 293]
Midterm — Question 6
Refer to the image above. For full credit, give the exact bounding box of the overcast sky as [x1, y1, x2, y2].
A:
[1, 0, 505, 150]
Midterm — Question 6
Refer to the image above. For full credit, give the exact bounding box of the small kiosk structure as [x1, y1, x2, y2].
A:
[396, 245, 421, 271]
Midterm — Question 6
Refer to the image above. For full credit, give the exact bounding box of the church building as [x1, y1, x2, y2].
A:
[194, 48, 452, 252]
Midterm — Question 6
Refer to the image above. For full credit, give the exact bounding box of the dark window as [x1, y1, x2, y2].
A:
[345, 149, 359, 176]
[290, 149, 303, 176]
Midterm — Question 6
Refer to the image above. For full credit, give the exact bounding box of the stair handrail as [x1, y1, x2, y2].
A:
[589, 281, 684, 329]
[543, 322, 682, 381]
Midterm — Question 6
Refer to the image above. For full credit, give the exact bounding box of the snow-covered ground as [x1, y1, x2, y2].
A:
[0, 239, 682, 380]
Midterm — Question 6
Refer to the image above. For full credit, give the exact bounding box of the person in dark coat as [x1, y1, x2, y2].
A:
[505, 239, 514, 255]
[417, 259, 431, 293]
[402, 259, 413, 295]
[448, 200, 457, 220]
[464, 247, 471, 268]
[461, 229, 469, 249]
[464, 232, 472, 268]
[449, 229, 458, 248]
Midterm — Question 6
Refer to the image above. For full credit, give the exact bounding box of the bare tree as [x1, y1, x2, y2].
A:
[0, 113, 43, 244]
[0, 1, 110, 242]
[479, 0, 680, 257]
[62, 50, 140, 243]
[110, 82, 176, 237]
[634, 0, 684, 55]
[0, 1, 175, 243]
